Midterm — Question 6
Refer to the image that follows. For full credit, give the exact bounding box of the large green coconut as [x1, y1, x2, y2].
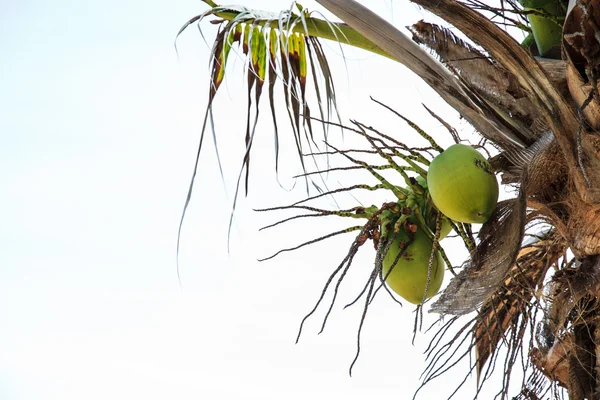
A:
[382, 220, 445, 305]
[427, 144, 499, 224]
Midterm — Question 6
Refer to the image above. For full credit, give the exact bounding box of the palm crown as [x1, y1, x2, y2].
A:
[179, 0, 600, 398]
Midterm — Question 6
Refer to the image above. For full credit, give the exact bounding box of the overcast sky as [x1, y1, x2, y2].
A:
[1, 1, 515, 399]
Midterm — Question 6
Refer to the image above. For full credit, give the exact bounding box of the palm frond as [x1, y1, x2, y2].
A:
[176, 0, 401, 194]
[177, 1, 354, 254]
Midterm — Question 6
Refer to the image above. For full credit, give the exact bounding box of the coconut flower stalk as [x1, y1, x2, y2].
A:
[179, 0, 600, 398]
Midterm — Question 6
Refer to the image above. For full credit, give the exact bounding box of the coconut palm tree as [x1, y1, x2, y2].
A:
[178, 0, 600, 398]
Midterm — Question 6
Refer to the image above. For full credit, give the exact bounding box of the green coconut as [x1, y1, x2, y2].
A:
[382, 220, 445, 305]
[427, 144, 499, 224]
[519, 0, 564, 58]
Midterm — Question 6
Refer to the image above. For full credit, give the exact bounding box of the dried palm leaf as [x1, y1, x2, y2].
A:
[408, 21, 542, 142]
[430, 194, 527, 315]
[474, 230, 567, 382]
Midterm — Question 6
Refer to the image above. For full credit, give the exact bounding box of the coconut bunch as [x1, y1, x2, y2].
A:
[379, 143, 499, 306]
[252, 102, 507, 375]
[256, 116, 500, 306]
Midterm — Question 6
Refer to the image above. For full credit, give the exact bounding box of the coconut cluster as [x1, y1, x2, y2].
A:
[381, 144, 499, 304]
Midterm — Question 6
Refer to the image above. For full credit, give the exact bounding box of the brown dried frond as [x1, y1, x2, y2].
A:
[409, 20, 541, 142]
[431, 194, 527, 315]
[474, 230, 568, 382]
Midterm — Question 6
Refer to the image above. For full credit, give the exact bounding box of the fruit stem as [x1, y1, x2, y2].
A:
[451, 221, 475, 251]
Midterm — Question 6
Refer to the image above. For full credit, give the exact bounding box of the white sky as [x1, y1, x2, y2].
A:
[2, 1, 515, 399]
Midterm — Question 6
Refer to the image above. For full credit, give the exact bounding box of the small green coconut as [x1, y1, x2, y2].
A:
[427, 144, 499, 224]
[382, 219, 445, 305]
